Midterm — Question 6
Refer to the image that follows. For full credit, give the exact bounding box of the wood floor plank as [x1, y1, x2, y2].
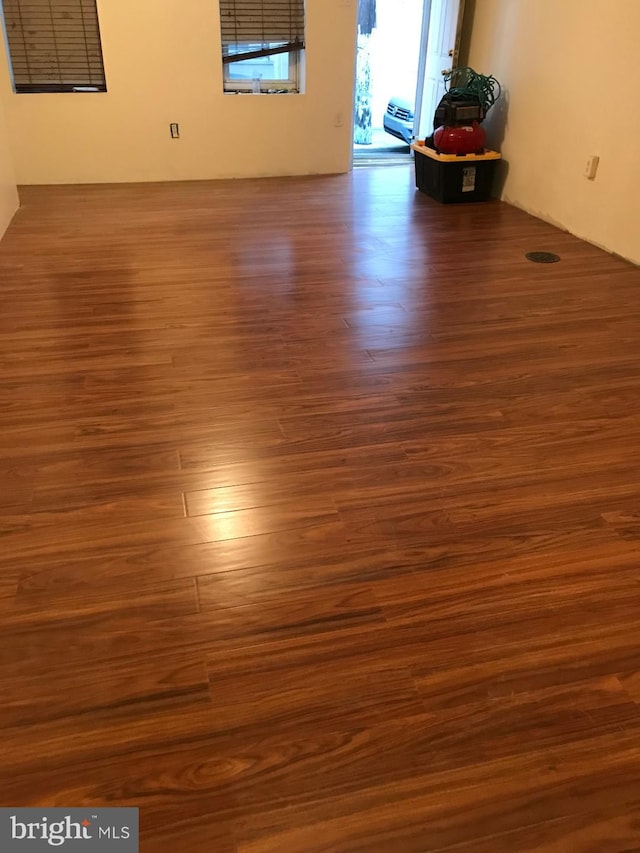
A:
[11, 577, 200, 625]
[206, 655, 425, 740]
[431, 805, 640, 853]
[1, 169, 640, 849]
[14, 518, 394, 588]
[141, 818, 237, 853]
[29, 444, 406, 512]
[235, 730, 640, 852]
[3, 586, 386, 670]
[0, 648, 209, 728]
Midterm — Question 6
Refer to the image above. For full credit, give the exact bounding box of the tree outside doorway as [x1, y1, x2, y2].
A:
[354, 0, 377, 145]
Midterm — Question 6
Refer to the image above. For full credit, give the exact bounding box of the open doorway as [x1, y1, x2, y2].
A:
[353, 0, 466, 165]
[353, 0, 423, 164]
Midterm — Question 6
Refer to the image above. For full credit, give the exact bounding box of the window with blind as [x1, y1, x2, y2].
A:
[219, 0, 305, 93]
[1, 0, 106, 93]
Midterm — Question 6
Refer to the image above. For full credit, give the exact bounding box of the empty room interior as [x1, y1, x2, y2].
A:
[2, 0, 640, 850]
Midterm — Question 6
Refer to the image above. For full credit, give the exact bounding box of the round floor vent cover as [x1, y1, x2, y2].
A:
[526, 251, 561, 264]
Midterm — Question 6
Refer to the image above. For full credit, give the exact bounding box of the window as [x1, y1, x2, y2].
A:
[1, 0, 106, 93]
[219, 0, 305, 94]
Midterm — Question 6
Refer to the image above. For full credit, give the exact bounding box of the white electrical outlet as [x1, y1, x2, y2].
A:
[585, 155, 599, 180]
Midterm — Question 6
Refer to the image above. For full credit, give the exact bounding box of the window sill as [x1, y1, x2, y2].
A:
[223, 89, 302, 95]
[14, 85, 107, 94]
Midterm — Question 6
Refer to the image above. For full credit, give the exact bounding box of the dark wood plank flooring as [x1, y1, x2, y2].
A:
[1, 166, 640, 851]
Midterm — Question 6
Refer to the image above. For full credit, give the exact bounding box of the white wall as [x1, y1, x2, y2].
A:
[0, 48, 18, 238]
[466, 0, 640, 265]
[0, 0, 358, 184]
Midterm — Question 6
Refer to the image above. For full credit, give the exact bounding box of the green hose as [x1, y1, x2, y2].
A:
[443, 67, 501, 115]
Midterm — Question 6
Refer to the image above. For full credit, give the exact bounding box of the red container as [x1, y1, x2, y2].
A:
[434, 122, 486, 156]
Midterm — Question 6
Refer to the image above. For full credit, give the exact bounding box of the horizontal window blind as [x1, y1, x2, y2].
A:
[220, 0, 305, 62]
[2, 0, 106, 92]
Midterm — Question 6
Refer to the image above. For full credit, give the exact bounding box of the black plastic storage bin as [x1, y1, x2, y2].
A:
[411, 143, 501, 204]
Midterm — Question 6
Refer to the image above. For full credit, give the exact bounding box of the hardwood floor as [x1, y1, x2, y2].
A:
[1, 166, 640, 851]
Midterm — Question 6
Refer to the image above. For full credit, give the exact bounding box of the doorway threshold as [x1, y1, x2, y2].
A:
[353, 151, 413, 168]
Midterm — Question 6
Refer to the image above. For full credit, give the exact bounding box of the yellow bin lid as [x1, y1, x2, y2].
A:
[411, 143, 501, 162]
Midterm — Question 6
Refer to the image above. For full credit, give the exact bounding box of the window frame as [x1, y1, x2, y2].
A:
[0, 0, 107, 95]
[222, 42, 302, 94]
[219, 0, 305, 95]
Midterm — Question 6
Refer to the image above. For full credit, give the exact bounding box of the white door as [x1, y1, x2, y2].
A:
[413, 0, 465, 140]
